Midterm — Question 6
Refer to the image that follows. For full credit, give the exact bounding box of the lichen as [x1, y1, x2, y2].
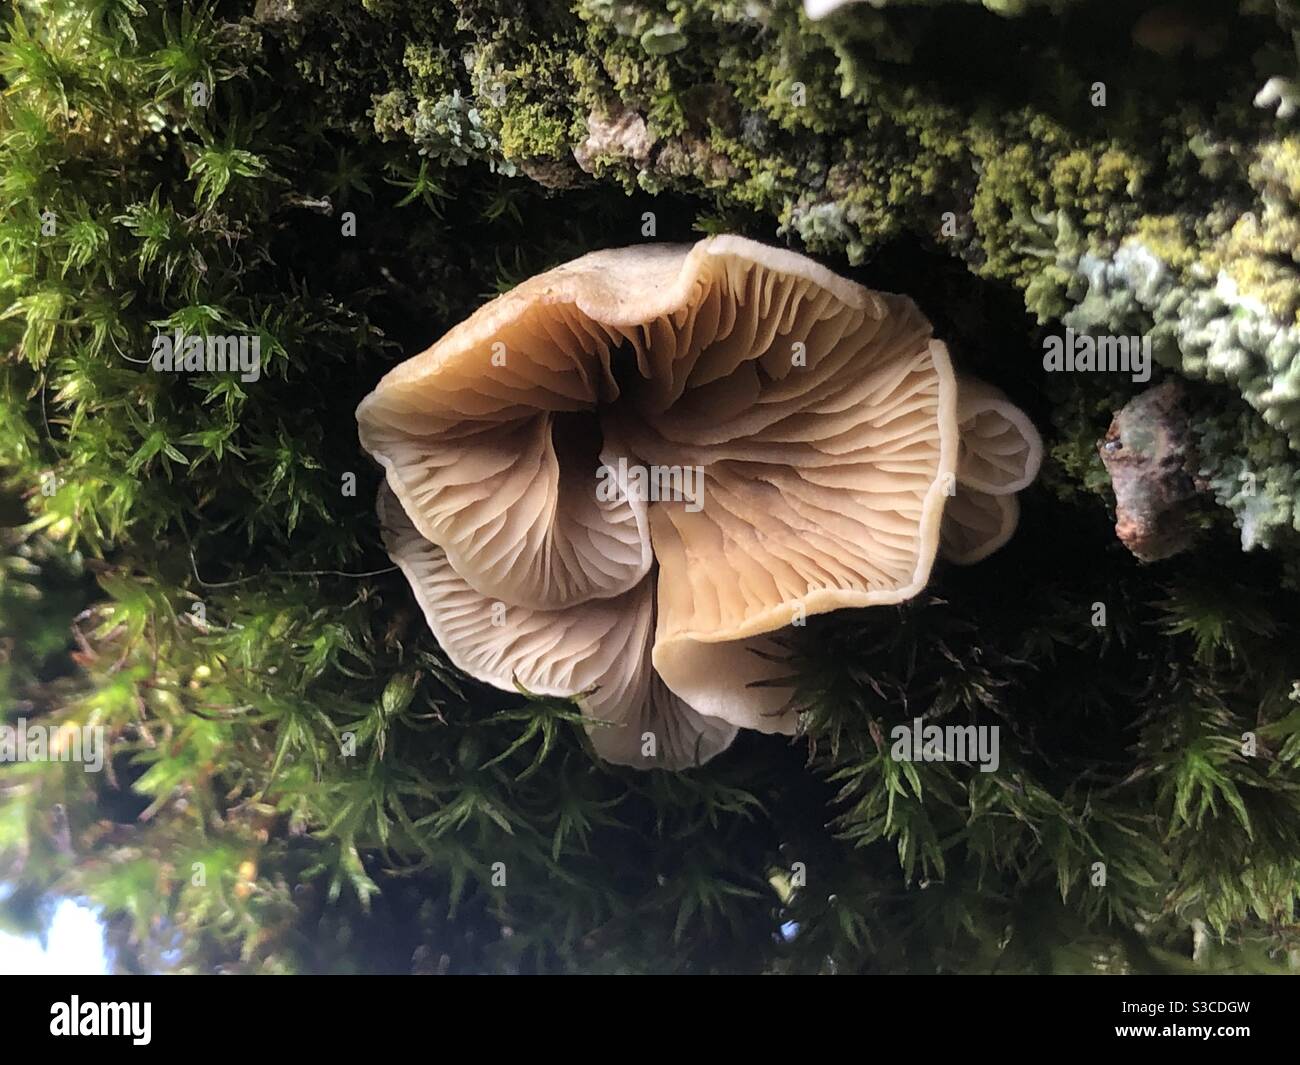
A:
[1066, 241, 1300, 448]
[1192, 399, 1300, 552]
[1204, 137, 1300, 325]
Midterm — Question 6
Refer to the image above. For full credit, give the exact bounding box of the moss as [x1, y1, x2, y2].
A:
[330, 0, 1244, 306]
[1043, 383, 1124, 503]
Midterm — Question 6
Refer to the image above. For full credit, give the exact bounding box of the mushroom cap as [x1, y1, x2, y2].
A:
[355, 244, 711, 611]
[939, 489, 1020, 565]
[360, 236, 985, 758]
[954, 377, 1043, 496]
[378, 486, 735, 769]
[938, 375, 1042, 566]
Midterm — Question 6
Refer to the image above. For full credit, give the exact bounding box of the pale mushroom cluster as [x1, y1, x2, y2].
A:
[357, 236, 1042, 770]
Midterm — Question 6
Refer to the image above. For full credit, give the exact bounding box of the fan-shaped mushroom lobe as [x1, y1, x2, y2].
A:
[938, 376, 1041, 564]
[939, 489, 1020, 565]
[954, 377, 1043, 495]
[377, 487, 735, 769]
[633, 251, 958, 719]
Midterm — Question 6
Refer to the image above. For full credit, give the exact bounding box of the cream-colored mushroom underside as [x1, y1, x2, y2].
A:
[358, 236, 1038, 768]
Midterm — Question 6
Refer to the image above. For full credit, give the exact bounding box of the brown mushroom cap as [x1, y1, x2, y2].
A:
[939, 489, 1020, 565]
[378, 486, 735, 768]
[938, 376, 1042, 565]
[359, 238, 959, 625]
[953, 376, 1043, 496]
[355, 246, 704, 611]
[359, 237, 1043, 764]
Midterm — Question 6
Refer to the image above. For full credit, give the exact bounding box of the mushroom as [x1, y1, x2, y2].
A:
[358, 236, 1040, 768]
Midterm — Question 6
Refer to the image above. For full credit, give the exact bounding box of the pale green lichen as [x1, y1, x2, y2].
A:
[373, 87, 502, 169]
[1065, 242, 1300, 450]
[1193, 404, 1300, 552]
[1060, 238, 1300, 548]
[1204, 137, 1300, 325]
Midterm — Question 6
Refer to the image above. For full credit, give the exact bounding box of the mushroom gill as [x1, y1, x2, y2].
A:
[357, 236, 1041, 769]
